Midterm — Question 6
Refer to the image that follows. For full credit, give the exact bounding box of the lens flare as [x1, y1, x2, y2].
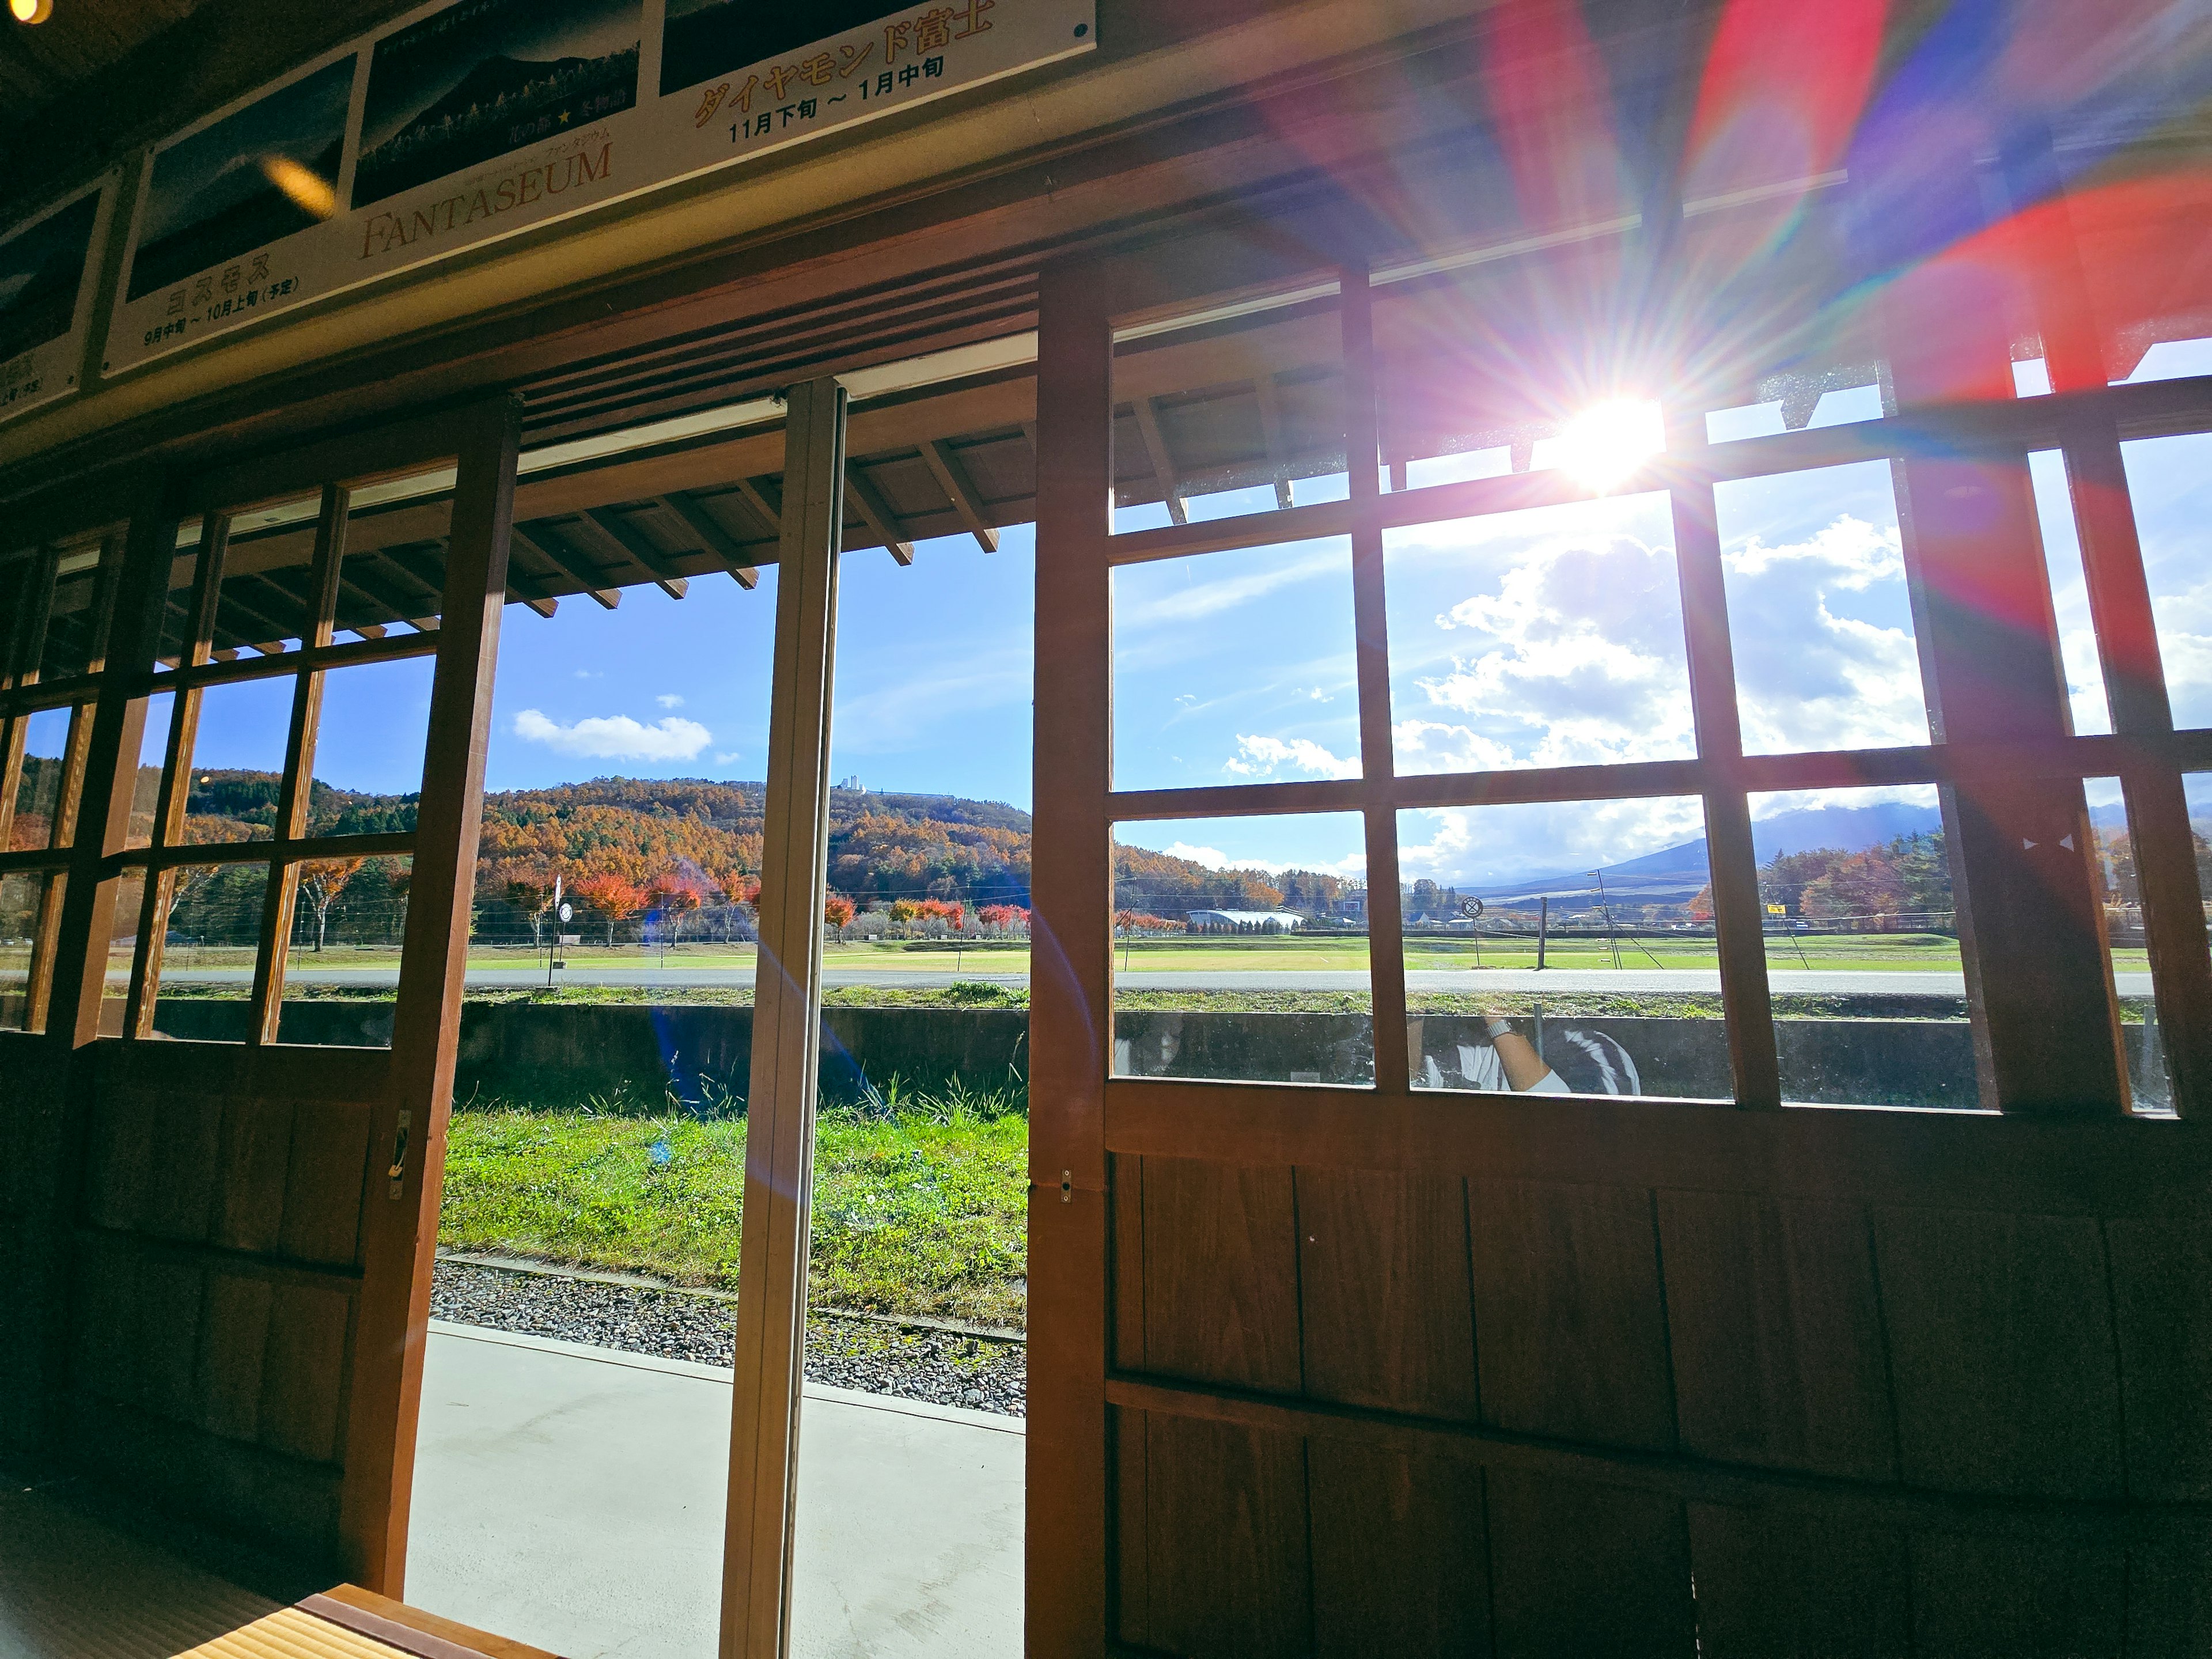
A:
[9, 0, 54, 23]
[1556, 400, 1665, 492]
[259, 155, 338, 221]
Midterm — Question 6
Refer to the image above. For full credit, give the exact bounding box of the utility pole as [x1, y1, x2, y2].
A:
[1536, 895, 1548, 971]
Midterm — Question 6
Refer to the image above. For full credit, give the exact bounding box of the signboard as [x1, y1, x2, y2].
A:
[103, 0, 1092, 375]
[0, 175, 115, 424]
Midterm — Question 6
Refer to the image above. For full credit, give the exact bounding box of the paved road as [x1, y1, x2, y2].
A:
[157, 964, 2160, 997]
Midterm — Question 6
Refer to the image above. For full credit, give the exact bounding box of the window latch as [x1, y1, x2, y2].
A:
[388, 1109, 412, 1199]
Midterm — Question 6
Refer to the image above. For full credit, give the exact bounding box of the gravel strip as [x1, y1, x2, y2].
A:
[431, 1259, 1027, 1416]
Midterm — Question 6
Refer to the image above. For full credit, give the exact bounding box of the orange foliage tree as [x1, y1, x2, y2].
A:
[573, 873, 648, 945]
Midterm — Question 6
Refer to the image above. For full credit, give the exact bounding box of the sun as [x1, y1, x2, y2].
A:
[1556, 399, 1665, 492]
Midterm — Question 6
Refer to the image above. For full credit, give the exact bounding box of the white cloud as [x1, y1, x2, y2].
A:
[512, 709, 712, 760]
[714, 751, 743, 766]
[573, 669, 602, 679]
[656, 694, 685, 709]
[1223, 734, 1359, 780]
[1162, 842, 1230, 869]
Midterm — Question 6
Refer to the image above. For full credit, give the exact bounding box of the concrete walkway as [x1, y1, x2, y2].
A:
[407, 1323, 1023, 1659]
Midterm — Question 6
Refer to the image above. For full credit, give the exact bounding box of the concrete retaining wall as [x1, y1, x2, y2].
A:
[142, 999, 2168, 1111]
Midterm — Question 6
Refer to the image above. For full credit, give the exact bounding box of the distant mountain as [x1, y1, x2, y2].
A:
[1462, 802, 1946, 910]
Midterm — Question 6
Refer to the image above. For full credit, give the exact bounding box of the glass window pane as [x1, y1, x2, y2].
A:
[1749, 784, 1982, 1109]
[97, 872, 141, 1038]
[149, 862, 266, 1043]
[181, 676, 293, 844]
[1706, 376, 1885, 445]
[0, 872, 57, 1033]
[11, 706, 76, 850]
[2118, 433, 2212, 730]
[1717, 460, 1929, 755]
[1113, 283, 1345, 535]
[1400, 798, 1728, 1100]
[123, 692, 172, 851]
[1111, 813, 1370, 1085]
[2028, 449, 2112, 735]
[1385, 494, 1694, 774]
[1111, 537, 1359, 792]
[339, 481, 453, 639]
[311, 657, 433, 834]
[276, 854, 408, 1048]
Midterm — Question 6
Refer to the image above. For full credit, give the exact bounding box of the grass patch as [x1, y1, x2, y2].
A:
[440, 1094, 1029, 1328]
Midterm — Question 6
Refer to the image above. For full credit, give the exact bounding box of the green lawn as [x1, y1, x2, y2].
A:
[439, 1102, 1029, 1329]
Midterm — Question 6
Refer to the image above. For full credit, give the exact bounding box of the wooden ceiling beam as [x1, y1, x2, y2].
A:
[843, 469, 914, 565]
[918, 440, 999, 553]
[583, 506, 688, 599]
[661, 491, 760, 588]
[512, 523, 619, 609]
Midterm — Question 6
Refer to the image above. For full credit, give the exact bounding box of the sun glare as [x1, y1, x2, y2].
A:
[1556, 399, 1665, 491]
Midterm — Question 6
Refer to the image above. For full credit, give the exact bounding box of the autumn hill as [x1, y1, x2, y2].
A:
[147, 770, 1332, 940]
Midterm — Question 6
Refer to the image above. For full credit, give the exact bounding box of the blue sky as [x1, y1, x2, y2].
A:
[161, 347, 2212, 885]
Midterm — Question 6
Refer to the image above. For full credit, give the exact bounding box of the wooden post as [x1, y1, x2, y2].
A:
[1884, 207, 2127, 1115]
[341, 396, 520, 1591]
[721, 375, 843, 1659]
[1027, 259, 1113, 1658]
[1340, 263, 1410, 1095]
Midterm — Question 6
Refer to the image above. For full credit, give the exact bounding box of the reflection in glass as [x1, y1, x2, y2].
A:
[1748, 784, 1982, 1108]
[1398, 798, 1728, 1100]
[1717, 460, 1928, 756]
[313, 657, 434, 834]
[1706, 380, 1885, 444]
[1111, 813, 1371, 1084]
[276, 854, 410, 1048]
[149, 862, 267, 1043]
[181, 677, 294, 844]
[12, 706, 75, 850]
[2118, 433, 2212, 730]
[1112, 539, 1359, 793]
[1385, 494, 1693, 775]
[2028, 450, 2111, 735]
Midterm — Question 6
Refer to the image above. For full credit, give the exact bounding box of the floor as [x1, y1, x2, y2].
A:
[407, 1322, 1025, 1659]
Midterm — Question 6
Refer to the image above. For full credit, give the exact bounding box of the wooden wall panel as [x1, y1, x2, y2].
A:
[1306, 1441, 1487, 1658]
[2105, 1218, 2212, 1500]
[1908, 1533, 2126, 1658]
[258, 1283, 352, 1464]
[1467, 1179, 1674, 1450]
[1295, 1167, 1478, 1420]
[195, 1272, 274, 1442]
[1139, 1158, 1302, 1395]
[1112, 1153, 1146, 1372]
[67, 1236, 139, 1402]
[1659, 1191, 1896, 1480]
[278, 1100, 373, 1268]
[143, 1092, 225, 1244]
[1874, 1208, 2124, 1498]
[66, 1392, 343, 1560]
[1687, 1503, 1910, 1659]
[1112, 1406, 1150, 1650]
[213, 1094, 297, 1255]
[2127, 1528, 2212, 1655]
[1485, 1469, 1694, 1658]
[82, 1087, 158, 1233]
[1142, 1413, 1311, 1659]
[136, 1257, 208, 1422]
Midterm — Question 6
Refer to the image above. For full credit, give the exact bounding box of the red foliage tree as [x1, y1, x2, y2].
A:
[823, 891, 857, 928]
[573, 873, 648, 945]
